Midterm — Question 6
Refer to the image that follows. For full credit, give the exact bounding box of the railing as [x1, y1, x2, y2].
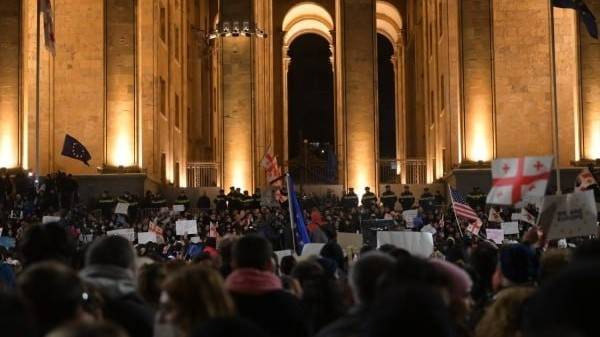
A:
[186, 162, 218, 187]
[379, 158, 427, 184]
[286, 159, 338, 185]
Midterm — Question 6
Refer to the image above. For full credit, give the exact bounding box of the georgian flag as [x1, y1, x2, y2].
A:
[575, 167, 597, 192]
[486, 156, 553, 205]
[261, 146, 282, 187]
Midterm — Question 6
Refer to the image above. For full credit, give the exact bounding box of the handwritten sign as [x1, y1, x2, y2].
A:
[486, 229, 504, 244]
[377, 231, 434, 258]
[137, 232, 157, 244]
[539, 190, 598, 240]
[173, 204, 185, 213]
[402, 210, 419, 228]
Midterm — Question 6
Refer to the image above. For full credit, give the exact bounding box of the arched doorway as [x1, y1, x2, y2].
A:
[378, 33, 396, 160]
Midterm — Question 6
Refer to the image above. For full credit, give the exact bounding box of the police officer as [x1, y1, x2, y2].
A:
[151, 192, 167, 208]
[323, 189, 339, 208]
[98, 190, 115, 219]
[361, 187, 377, 208]
[434, 190, 446, 207]
[399, 185, 415, 210]
[174, 191, 191, 211]
[342, 188, 359, 209]
[380, 185, 397, 210]
[419, 187, 435, 212]
[466, 186, 486, 210]
[197, 191, 211, 210]
[252, 188, 262, 209]
[241, 190, 253, 210]
[226, 187, 238, 210]
[214, 189, 228, 211]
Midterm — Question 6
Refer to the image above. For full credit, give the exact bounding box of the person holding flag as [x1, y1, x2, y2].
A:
[286, 174, 311, 253]
[449, 187, 481, 236]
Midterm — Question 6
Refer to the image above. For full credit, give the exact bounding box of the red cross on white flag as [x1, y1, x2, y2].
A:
[486, 156, 553, 205]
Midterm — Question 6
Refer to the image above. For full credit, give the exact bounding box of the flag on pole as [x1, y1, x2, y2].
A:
[575, 167, 597, 192]
[261, 146, 283, 187]
[61, 134, 92, 166]
[466, 218, 483, 236]
[520, 206, 537, 225]
[40, 0, 56, 55]
[286, 175, 310, 250]
[486, 156, 553, 205]
[488, 207, 502, 223]
[449, 187, 480, 222]
[553, 0, 598, 39]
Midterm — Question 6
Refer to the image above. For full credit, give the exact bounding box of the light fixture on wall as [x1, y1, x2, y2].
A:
[208, 20, 267, 40]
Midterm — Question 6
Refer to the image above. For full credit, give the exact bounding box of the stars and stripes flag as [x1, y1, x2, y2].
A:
[486, 156, 553, 205]
[575, 167, 597, 192]
[261, 146, 283, 187]
[449, 187, 480, 222]
[40, 0, 56, 55]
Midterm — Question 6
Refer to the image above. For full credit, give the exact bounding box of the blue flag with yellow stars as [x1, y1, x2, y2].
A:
[61, 134, 92, 166]
[553, 0, 598, 39]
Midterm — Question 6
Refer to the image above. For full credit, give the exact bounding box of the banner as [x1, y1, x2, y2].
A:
[175, 220, 198, 235]
[376, 231, 434, 258]
[42, 215, 61, 224]
[539, 190, 598, 240]
[173, 204, 185, 213]
[107, 228, 135, 242]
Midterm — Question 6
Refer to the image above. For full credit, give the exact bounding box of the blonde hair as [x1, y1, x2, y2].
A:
[163, 264, 235, 334]
[475, 287, 534, 337]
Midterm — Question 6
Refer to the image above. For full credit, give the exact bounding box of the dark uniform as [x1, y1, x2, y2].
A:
[434, 190, 446, 207]
[323, 190, 339, 208]
[342, 188, 359, 209]
[466, 187, 486, 210]
[252, 189, 262, 209]
[214, 190, 228, 211]
[381, 185, 397, 210]
[361, 187, 377, 208]
[241, 191, 254, 210]
[419, 188, 435, 212]
[174, 192, 191, 211]
[151, 193, 167, 208]
[197, 192, 211, 210]
[98, 191, 115, 219]
[399, 186, 415, 210]
[227, 187, 241, 210]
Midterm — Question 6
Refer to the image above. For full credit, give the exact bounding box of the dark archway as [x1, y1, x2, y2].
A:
[287, 33, 334, 160]
[377, 33, 397, 159]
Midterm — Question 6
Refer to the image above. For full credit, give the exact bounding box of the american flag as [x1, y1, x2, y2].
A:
[449, 187, 479, 222]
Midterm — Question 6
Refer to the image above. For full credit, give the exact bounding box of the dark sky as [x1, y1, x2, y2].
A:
[287, 34, 334, 159]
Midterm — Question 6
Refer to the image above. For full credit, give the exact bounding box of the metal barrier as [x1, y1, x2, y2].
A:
[186, 162, 218, 187]
[379, 159, 427, 184]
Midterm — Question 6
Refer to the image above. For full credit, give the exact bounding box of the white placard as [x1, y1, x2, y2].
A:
[190, 236, 201, 243]
[115, 203, 129, 215]
[501, 221, 520, 235]
[274, 249, 294, 263]
[159, 207, 170, 214]
[42, 216, 61, 224]
[107, 228, 135, 242]
[421, 224, 437, 235]
[511, 213, 522, 221]
[176, 219, 198, 235]
[486, 229, 505, 244]
[539, 190, 598, 240]
[301, 243, 325, 257]
[376, 231, 434, 258]
[137, 232, 157, 244]
[402, 209, 419, 228]
[173, 204, 185, 213]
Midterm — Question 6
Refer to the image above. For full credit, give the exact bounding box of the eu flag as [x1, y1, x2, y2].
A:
[553, 0, 598, 39]
[61, 134, 92, 166]
[286, 175, 311, 251]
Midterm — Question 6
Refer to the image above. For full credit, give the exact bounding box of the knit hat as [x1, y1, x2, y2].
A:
[429, 259, 472, 300]
[499, 244, 535, 284]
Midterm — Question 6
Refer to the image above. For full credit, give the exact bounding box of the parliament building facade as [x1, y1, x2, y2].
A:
[0, 0, 598, 194]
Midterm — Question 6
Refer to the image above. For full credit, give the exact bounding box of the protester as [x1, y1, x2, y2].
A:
[475, 287, 534, 337]
[46, 322, 129, 337]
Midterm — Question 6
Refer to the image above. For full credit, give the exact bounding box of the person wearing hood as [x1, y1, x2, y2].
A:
[79, 236, 154, 337]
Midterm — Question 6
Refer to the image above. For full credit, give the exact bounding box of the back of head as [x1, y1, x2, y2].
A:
[499, 244, 535, 285]
[523, 262, 600, 337]
[378, 255, 448, 295]
[232, 235, 272, 270]
[0, 291, 33, 337]
[365, 286, 454, 337]
[19, 222, 76, 267]
[17, 261, 84, 336]
[47, 322, 128, 337]
[85, 235, 135, 270]
[538, 248, 571, 285]
[475, 286, 534, 337]
[349, 251, 395, 306]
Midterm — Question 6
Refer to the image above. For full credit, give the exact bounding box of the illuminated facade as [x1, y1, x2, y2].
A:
[1, 0, 599, 192]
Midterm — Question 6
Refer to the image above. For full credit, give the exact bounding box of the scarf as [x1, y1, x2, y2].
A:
[225, 268, 282, 295]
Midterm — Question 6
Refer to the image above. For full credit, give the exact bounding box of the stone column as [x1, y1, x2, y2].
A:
[340, 0, 378, 194]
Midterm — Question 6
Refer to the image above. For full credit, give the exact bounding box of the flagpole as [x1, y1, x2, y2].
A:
[548, 0, 561, 194]
[286, 174, 297, 252]
[448, 185, 464, 238]
[35, 0, 41, 184]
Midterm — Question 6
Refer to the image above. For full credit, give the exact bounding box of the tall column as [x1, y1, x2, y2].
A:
[219, 0, 255, 191]
[0, 0, 21, 168]
[341, 0, 377, 194]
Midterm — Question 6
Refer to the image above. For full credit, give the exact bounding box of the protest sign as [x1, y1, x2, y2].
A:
[42, 216, 61, 224]
[137, 232, 157, 244]
[539, 190, 598, 240]
[486, 229, 504, 244]
[115, 203, 129, 215]
[501, 222, 520, 235]
[175, 220, 198, 235]
[301, 243, 325, 257]
[511, 213, 521, 221]
[190, 236, 201, 243]
[377, 231, 434, 258]
[80, 234, 94, 243]
[402, 209, 419, 228]
[173, 204, 185, 213]
[107, 228, 135, 242]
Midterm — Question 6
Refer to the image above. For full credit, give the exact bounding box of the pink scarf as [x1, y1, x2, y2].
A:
[225, 268, 283, 295]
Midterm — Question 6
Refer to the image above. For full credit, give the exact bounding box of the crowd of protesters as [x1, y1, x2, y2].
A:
[1, 167, 600, 337]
